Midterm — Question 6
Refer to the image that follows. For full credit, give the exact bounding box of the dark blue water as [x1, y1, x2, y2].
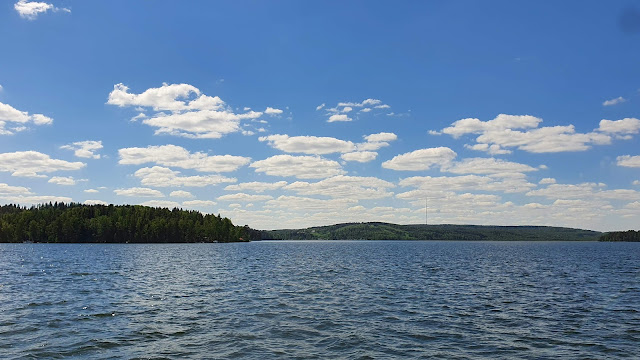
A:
[0, 241, 638, 359]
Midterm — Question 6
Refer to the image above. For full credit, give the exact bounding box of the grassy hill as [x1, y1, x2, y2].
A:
[261, 222, 602, 241]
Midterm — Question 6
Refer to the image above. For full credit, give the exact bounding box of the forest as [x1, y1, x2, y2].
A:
[0, 203, 259, 243]
[599, 230, 640, 242]
[260, 222, 603, 241]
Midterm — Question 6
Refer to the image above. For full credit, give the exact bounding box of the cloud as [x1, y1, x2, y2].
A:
[224, 181, 288, 193]
[140, 200, 182, 208]
[617, 155, 640, 167]
[84, 189, 100, 193]
[443, 157, 538, 175]
[0, 151, 85, 177]
[597, 118, 640, 138]
[438, 114, 541, 138]
[259, 134, 356, 154]
[3, 195, 72, 205]
[341, 151, 378, 163]
[316, 103, 325, 111]
[364, 132, 397, 143]
[118, 144, 250, 172]
[265, 107, 283, 115]
[633, 180, 640, 186]
[322, 99, 391, 122]
[107, 83, 265, 139]
[265, 195, 358, 212]
[183, 200, 216, 207]
[1, 101, 53, 135]
[251, 155, 345, 179]
[603, 96, 626, 106]
[0, 183, 32, 196]
[284, 175, 395, 200]
[60, 140, 103, 159]
[464, 143, 512, 155]
[398, 174, 536, 194]
[14, 0, 70, 20]
[14, 1, 52, 20]
[338, 99, 383, 107]
[357, 132, 398, 151]
[526, 183, 597, 199]
[114, 187, 164, 197]
[328, 114, 351, 122]
[169, 190, 194, 198]
[48, 176, 77, 186]
[525, 182, 640, 203]
[84, 200, 107, 205]
[381, 147, 457, 171]
[539, 178, 556, 185]
[133, 166, 236, 187]
[435, 114, 626, 154]
[218, 193, 273, 202]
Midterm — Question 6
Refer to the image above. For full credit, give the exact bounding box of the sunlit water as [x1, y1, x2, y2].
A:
[0, 241, 638, 359]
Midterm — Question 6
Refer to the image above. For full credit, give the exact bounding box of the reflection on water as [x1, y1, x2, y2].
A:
[0, 241, 638, 359]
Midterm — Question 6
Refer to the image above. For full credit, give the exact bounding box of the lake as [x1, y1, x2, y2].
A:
[0, 241, 638, 359]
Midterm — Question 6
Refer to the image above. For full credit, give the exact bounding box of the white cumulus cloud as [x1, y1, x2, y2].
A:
[265, 107, 283, 115]
[259, 134, 356, 154]
[218, 193, 273, 202]
[435, 114, 632, 154]
[0, 151, 85, 177]
[114, 187, 164, 198]
[118, 144, 250, 172]
[603, 96, 626, 106]
[133, 166, 236, 188]
[107, 83, 266, 139]
[48, 176, 77, 186]
[251, 155, 345, 179]
[382, 147, 457, 171]
[328, 114, 351, 122]
[617, 155, 640, 168]
[1, 101, 53, 135]
[284, 175, 395, 200]
[14, 0, 52, 20]
[169, 190, 194, 198]
[224, 181, 288, 193]
[341, 151, 378, 163]
[183, 200, 216, 207]
[0, 183, 32, 196]
[60, 140, 103, 159]
[597, 118, 640, 138]
[84, 200, 107, 205]
[443, 158, 538, 175]
[140, 200, 182, 208]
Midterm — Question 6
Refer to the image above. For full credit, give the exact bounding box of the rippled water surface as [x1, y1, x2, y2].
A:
[1, 241, 639, 359]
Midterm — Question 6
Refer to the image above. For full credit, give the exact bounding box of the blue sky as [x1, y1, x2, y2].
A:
[1, 1, 639, 231]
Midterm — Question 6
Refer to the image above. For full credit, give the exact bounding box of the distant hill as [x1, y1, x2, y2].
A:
[260, 222, 602, 241]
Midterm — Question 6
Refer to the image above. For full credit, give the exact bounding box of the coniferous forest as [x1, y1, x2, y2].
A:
[0, 203, 258, 243]
[599, 230, 640, 242]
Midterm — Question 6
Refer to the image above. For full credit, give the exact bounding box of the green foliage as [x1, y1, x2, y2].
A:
[0, 203, 254, 243]
[599, 230, 640, 242]
[261, 222, 602, 241]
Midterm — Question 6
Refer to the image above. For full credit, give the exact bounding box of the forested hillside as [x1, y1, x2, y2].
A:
[599, 230, 640, 242]
[261, 222, 601, 241]
[0, 203, 257, 243]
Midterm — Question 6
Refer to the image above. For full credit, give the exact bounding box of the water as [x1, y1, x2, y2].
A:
[0, 241, 638, 359]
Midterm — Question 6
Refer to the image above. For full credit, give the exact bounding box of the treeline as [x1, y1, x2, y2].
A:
[261, 222, 602, 241]
[599, 230, 640, 242]
[0, 203, 258, 243]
